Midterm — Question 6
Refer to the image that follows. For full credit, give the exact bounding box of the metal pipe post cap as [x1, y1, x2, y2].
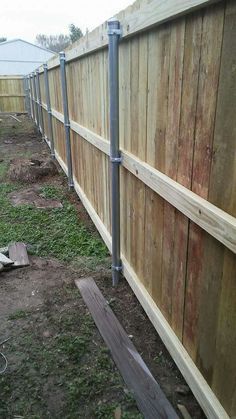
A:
[107, 18, 121, 36]
[59, 51, 66, 60]
[108, 17, 119, 24]
[43, 63, 48, 69]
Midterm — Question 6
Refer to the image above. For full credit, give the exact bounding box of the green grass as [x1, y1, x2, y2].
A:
[0, 161, 9, 180]
[8, 309, 29, 320]
[0, 182, 108, 261]
[39, 184, 64, 200]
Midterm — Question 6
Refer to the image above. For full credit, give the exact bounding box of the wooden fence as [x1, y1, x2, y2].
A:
[27, 0, 236, 417]
[0, 76, 26, 113]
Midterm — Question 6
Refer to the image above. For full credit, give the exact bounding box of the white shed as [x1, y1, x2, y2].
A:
[0, 39, 56, 75]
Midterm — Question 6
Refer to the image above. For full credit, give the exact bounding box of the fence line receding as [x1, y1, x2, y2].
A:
[23, 0, 236, 418]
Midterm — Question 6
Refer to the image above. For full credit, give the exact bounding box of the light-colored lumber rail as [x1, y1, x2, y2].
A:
[0, 94, 25, 98]
[0, 75, 24, 80]
[122, 151, 236, 254]
[46, 104, 236, 254]
[54, 150, 229, 419]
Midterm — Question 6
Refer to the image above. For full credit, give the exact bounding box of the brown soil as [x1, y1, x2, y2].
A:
[9, 186, 63, 209]
[0, 114, 206, 418]
[9, 157, 58, 182]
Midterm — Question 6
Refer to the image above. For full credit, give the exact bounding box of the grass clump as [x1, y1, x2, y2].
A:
[39, 184, 64, 200]
[0, 161, 9, 180]
[0, 183, 108, 261]
[8, 309, 29, 320]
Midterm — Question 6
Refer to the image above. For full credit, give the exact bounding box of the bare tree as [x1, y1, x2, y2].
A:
[35, 24, 83, 52]
[35, 34, 70, 52]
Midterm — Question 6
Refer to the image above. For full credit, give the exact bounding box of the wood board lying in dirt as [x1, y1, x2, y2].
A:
[76, 277, 179, 419]
[0, 242, 29, 272]
[9, 243, 29, 268]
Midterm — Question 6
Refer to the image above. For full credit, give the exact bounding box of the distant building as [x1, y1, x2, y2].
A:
[0, 39, 56, 75]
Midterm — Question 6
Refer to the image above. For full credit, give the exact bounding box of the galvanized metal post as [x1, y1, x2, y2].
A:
[33, 72, 39, 130]
[30, 74, 35, 121]
[43, 63, 55, 158]
[23, 77, 28, 115]
[36, 69, 45, 138]
[25, 76, 31, 116]
[59, 51, 73, 189]
[108, 18, 122, 286]
[28, 75, 33, 119]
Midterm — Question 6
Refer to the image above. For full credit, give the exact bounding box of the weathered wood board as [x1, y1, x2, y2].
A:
[75, 277, 179, 419]
[8, 243, 29, 267]
[0, 254, 13, 266]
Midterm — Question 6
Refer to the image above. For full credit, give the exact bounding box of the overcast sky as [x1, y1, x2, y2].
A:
[1, 0, 133, 44]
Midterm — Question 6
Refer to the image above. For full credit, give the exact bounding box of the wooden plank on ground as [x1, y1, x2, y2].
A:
[0, 253, 13, 266]
[75, 277, 179, 419]
[8, 242, 29, 267]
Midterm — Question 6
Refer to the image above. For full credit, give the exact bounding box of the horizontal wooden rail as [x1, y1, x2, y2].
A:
[122, 152, 236, 254]
[121, 0, 220, 37]
[44, 103, 236, 254]
[38, 0, 221, 72]
[54, 149, 229, 419]
[0, 76, 24, 80]
[0, 94, 25, 98]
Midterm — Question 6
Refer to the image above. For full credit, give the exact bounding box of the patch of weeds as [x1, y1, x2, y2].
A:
[8, 309, 29, 320]
[154, 351, 174, 369]
[0, 182, 108, 261]
[39, 184, 64, 200]
[0, 161, 9, 180]
[94, 402, 119, 418]
[71, 255, 111, 274]
[56, 335, 90, 362]
[153, 352, 162, 364]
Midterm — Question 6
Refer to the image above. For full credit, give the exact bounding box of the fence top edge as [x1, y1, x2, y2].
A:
[37, 0, 221, 74]
[0, 75, 25, 79]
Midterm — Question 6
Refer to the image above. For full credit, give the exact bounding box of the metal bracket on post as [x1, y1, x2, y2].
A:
[107, 27, 122, 37]
[112, 264, 123, 273]
[36, 69, 45, 139]
[43, 63, 55, 158]
[110, 155, 122, 164]
[59, 51, 74, 189]
[108, 18, 122, 286]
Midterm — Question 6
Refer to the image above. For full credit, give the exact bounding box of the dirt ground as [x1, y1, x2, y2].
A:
[0, 114, 206, 418]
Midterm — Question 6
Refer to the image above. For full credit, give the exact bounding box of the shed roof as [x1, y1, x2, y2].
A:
[0, 39, 56, 75]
